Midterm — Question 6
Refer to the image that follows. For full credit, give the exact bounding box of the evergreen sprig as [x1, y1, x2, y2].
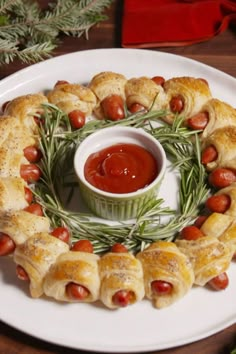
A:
[33, 104, 210, 254]
[0, 0, 113, 65]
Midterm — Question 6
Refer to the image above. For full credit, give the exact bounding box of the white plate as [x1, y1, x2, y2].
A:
[0, 49, 236, 353]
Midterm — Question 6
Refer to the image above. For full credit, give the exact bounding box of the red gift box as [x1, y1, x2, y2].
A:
[122, 0, 236, 47]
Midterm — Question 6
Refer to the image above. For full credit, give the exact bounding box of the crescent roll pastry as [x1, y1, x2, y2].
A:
[136, 241, 194, 309]
[176, 236, 233, 286]
[99, 251, 144, 309]
[200, 212, 236, 253]
[47, 83, 97, 115]
[13, 232, 69, 298]
[201, 98, 236, 139]
[0, 210, 50, 245]
[0, 177, 28, 212]
[43, 251, 100, 302]
[0, 116, 36, 152]
[0, 148, 27, 177]
[201, 126, 236, 171]
[88, 71, 127, 119]
[4, 93, 48, 134]
[125, 76, 167, 111]
[163, 76, 212, 124]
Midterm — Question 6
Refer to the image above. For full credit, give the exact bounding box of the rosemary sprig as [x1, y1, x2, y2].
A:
[34, 104, 211, 254]
[0, 0, 113, 65]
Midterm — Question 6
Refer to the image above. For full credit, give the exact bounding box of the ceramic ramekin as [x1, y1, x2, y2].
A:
[74, 126, 166, 221]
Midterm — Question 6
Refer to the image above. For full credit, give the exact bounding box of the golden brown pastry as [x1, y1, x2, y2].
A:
[43, 251, 100, 302]
[0, 148, 27, 177]
[200, 98, 236, 139]
[0, 116, 36, 152]
[0, 210, 50, 245]
[136, 241, 194, 309]
[47, 82, 97, 116]
[99, 251, 144, 309]
[4, 93, 48, 134]
[163, 76, 212, 124]
[176, 236, 233, 286]
[200, 212, 236, 253]
[88, 71, 127, 119]
[201, 126, 236, 171]
[0, 177, 28, 212]
[125, 76, 167, 111]
[14, 232, 69, 298]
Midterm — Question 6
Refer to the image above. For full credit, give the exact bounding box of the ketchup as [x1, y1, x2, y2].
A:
[84, 143, 158, 194]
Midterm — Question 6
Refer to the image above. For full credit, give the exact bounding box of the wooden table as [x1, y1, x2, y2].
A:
[0, 1, 236, 353]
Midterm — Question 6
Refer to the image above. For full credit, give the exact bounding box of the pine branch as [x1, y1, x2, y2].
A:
[0, 0, 114, 65]
[0, 38, 56, 64]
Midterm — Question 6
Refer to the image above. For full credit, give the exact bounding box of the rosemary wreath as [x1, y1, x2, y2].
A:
[0, 0, 113, 65]
[33, 103, 211, 254]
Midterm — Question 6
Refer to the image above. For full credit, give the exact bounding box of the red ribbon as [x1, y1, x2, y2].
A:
[122, 0, 236, 48]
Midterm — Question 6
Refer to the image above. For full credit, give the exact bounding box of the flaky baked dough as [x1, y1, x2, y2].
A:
[47, 83, 97, 115]
[0, 116, 36, 152]
[163, 76, 212, 124]
[13, 232, 69, 298]
[99, 251, 145, 309]
[200, 212, 236, 253]
[0, 177, 28, 212]
[125, 76, 167, 111]
[201, 98, 236, 139]
[4, 93, 48, 134]
[176, 236, 233, 286]
[201, 126, 236, 171]
[0, 210, 50, 245]
[0, 148, 27, 177]
[88, 71, 127, 119]
[43, 251, 100, 302]
[136, 241, 194, 309]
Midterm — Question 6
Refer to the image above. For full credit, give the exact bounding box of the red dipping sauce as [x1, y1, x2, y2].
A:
[84, 143, 158, 194]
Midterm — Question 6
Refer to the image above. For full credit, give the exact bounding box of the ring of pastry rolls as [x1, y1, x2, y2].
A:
[1, 71, 236, 311]
[136, 241, 194, 308]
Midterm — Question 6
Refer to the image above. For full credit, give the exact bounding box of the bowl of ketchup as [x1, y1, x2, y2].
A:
[74, 126, 166, 221]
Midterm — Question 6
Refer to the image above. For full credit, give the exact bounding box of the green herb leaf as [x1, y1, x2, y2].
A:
[0, 0, 113, 65]
[34, 104, 211, 254]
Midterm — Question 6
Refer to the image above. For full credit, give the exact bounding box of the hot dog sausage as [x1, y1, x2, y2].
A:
[101, 94, 125, 121]
[187, 112, 209, 130]
[66, 282, 90, 300]
[201, 145, 218, 165]
[208, 272, 229, 290]
[205, 194, 231, 214]
[208, 168, 236, 189]
[180, 225, 204, 240]
[0, 233, 15, 256]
